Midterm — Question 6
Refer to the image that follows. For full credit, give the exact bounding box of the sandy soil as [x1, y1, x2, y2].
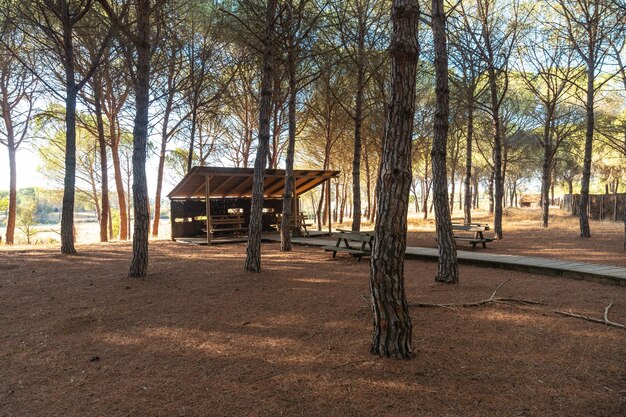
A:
[402, 208, 626, 267]
[1, 240, 624, 417]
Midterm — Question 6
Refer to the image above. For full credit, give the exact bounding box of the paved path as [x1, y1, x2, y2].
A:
[262, 235, 626, 286]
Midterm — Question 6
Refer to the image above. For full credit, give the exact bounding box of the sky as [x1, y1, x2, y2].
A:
[0, 144, 171, 199]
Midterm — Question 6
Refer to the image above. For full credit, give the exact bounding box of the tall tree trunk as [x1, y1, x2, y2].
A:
[2, 99, 16, 244]
[488, 73, 504, 238]
[94, 74, 109, 242]
[6, 142, 16, 245]
[61, 85, 78, 253]
[110, 142, 128, 240]
[152, 92, 174, 238]
[422, 179, 430, 220]
[473, 174, 479, 209]
[281, 49, 296, 252]
[449, 170, 455, 213]
[129, 0, 151, 277]
[364, 142, 371, 220]
[370, 0, 418, 360]
[578, 60, 594, 238]
[351, 24, 366, 232]
[431, 0, 458, 283]
[187, 104, 198, 172]
[540, 144, 552, 228]
[316, 183, 324, 230]
[245, 0, 276, 272]
[488, 168, 494, 214]
[464, 102, 473, 224]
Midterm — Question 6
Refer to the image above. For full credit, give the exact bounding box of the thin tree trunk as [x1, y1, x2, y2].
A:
[245, 0, 276, 272]
[110, 143, 128, 240]
[431, 0, 458, 283]
[464, 102, 473, 223]
[489, 77, 504, 239]
[370, 0, 418, 359]
[488, 168, 494, 214]
[578, 60, 594, 237]
[449, 169, 455, 213]
[364, 142, 372, 220]
[94, 74, 109, 242]
[2, 99, 16, 244]
[351, 23, 366, 232]
[281, 48, 296, 251]
[540, 144, 552, 228]
[61, 85, 78, 253]
[129, 0, 151, 277]
[6, 143, 16, 245]
[151, 91, 174, 238]
[316, 183, 324, 230]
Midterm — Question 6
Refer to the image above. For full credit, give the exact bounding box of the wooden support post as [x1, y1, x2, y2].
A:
[293, 188, 299, 237]
[205, 176, 212, 245]
[327, 178, 331, 235]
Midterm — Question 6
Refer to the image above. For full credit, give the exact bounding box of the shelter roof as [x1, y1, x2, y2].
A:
[167, 166, 340, 199]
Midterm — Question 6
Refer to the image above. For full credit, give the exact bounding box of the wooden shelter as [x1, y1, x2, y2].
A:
[167, 166, 340, 244]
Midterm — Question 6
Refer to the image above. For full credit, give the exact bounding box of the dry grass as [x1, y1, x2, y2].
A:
[404, 207, 626, 267]
[1, 240, 625, 416]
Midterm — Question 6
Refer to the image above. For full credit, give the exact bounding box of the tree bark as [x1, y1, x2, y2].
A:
[540, 143, 552, 228]
[2, 95, 17, 244]
[431, 0, 459, 283]
[60, 15, 78, 254]
[488, 167, 494, 214]
[151, 86, 174, 238]
[463, 99, 474, 224]
[244, 0, 276, 272]
[281, 45, 297, 252]
[129, 0, 151, 277]
[351, 23, 366, 232]
[369, 0, 418, 360]
[110, 142, 128, 240]
[6, 140, 16, 245]
[93, 74, 109, 242]
[578, 60, 594, 238]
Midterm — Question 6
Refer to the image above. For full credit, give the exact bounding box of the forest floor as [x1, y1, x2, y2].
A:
[402, 207, 626, 267]
[1, 237, 625, 416]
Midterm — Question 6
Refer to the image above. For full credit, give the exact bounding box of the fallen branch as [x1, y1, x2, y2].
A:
[555, 303, 625, 330]
[408, 279, 543, 309]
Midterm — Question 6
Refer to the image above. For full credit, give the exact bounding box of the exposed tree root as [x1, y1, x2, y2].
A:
[555, 303, 625, 330]
[407, 279, 543, 309]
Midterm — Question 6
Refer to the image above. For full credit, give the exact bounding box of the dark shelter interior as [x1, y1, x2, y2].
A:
[168, 166, 340, 243]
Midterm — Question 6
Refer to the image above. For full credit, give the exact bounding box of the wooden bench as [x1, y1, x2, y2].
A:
[451, 224, 494, 249]
[323, 230, 374, 261]
[275, 212, 314, 237]
[202, 214, 247, 237]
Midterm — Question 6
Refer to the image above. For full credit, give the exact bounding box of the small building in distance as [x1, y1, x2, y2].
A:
[519, 193, 541, 207]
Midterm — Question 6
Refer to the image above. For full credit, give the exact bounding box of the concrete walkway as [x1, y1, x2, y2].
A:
[262, 235, 626, 286]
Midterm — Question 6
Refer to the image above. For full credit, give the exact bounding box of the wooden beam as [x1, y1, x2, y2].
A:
[230, 176, 254, 196]
[293, 187, 299, 237]
[206, 178, 212, 245]
[189, 180, 208, 199]
[265, 177, 287, 196]
[295, 177, 324, 195]
[211, 176, 236, 196]
[327, 178, 331, 235]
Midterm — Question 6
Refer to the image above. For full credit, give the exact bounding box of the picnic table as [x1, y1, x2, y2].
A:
[450, 223, 494, 249]
[202, 214, 247, 237]
[323, 229, 374, 261]
[275, 212, 314, 237]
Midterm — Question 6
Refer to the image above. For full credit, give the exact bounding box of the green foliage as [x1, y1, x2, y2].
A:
[16, 197, 38, 244]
